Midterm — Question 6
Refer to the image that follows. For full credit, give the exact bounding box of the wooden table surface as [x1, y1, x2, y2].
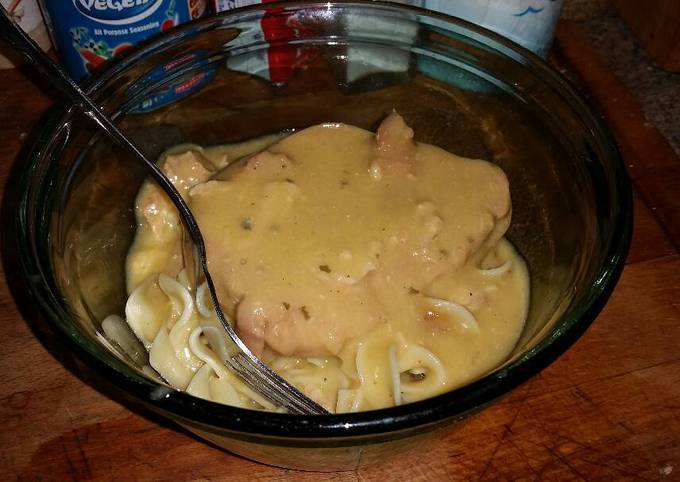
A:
[1, 22, 679, 481]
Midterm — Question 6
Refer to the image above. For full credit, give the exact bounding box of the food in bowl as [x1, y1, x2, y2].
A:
[105, 111, 530, 413]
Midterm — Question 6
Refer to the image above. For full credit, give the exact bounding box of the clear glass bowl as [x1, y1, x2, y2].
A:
[16, 1, 631, 472]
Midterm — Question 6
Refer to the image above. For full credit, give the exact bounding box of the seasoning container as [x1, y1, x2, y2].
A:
[215, 0, 323, 84]
[213, 0, 563, 98]
[39, 0, 209, 81]
[0, 0, 51, 69]
[212, 0, 261, 11]
[214, 1, 563, 58]
[213, 0, 421, 86]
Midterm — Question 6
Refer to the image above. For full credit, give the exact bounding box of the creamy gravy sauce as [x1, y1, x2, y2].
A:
[124, 113, 529, 411]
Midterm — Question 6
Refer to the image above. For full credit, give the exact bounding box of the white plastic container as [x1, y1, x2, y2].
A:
[424, 0, 564, 58]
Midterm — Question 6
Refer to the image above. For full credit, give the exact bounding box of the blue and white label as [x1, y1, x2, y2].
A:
[72, 0, 165, 25]
[43, 0, 208, 80]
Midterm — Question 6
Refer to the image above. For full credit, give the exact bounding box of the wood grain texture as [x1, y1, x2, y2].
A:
[615, 0, 680, 71]
[1, 21, 680, 481]
[555, 21, 680, 253]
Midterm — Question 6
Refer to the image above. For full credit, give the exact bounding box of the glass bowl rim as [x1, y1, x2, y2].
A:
[16, 0, 633, 439]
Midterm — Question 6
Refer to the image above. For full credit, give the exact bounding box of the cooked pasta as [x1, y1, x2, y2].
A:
[105, 112, 530, 413]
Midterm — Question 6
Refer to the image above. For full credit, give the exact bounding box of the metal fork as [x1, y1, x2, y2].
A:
[0, 8, 328, 415]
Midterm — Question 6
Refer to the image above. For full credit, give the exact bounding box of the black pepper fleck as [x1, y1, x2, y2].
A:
[241, 217, 254, 230]
[409, 371, 426, 382]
